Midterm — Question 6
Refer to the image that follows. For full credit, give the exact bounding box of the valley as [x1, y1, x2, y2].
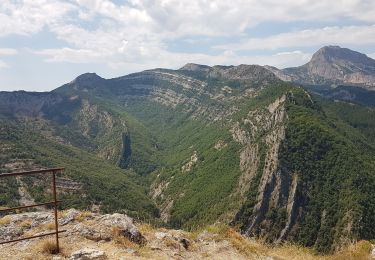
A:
[1, 46, 375, 254]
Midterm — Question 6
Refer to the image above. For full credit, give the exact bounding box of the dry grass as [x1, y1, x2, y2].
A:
[0, 215, 12, 225]
[200, 252, 212, 258]
[112, 226, 138, 248]
[254, 239, 372, 260]
[328, 240, 372, 260]
[23, 230, 37, 237]
[137, 246, 154, 258]
[17, 219, 32, 228]
[185, 228, 201, 241]
[201, 224, 373, 260]
[83, 219, 96, 226]
[37, 239, 60, 255]
[74, 211, 93, 222]
[206, 223, 230, 236]
[58, 211, 68, 219]
[225, 227, 267, 257]
[138, 223, 154, 236]
[164, 237, 181, 249]
[202, 224, 268, 258]
[40, 221, 56, 230]
[22, 220, 56, 237]
[270, 242, 324, 260]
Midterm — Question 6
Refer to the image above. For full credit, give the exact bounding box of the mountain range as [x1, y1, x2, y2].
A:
[1, 46, 375, 253]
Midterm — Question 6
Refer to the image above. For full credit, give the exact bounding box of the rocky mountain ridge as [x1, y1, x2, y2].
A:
[179, 46, 375, 90]
[1, 46, 375, 254]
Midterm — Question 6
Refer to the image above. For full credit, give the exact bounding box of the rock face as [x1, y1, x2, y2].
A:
[68, 212, 146, 245]
[67, 73, 105, 91]
[231, 93, 295, 241]
[69, 248, 107, 260]
[277, 46, 375, 89]
[0, 211, 53, 242]
[179, 63, 211, 72]
[0, 210, 145, 246]
[180, 63, 279, 82]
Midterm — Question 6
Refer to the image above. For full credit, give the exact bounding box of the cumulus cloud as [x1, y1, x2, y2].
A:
[0, 48, 17, 55]
[0, 60, 9, 69]
[137, 0, 375, 38]
[0, 48, 18, 69]
[2, 0, 375, 39]
[34, 48, 103, 63]
[0, 0, 76, 37]
[35, 45, 311, 73]
[215, 25, 375, 51]
[1, 0, 375, 74]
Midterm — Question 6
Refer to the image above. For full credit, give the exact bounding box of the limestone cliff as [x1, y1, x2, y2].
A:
[267, 46, 375, 90]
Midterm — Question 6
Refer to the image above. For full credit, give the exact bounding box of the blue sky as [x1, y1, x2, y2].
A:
[1, 0, 375, 91]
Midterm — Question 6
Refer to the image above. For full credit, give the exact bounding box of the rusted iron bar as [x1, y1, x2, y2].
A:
[0, 230, 66, 245]
[0, 168, 64, 253]
[52, 171, 60, 253]
[0, 168, 64, 178]
[0, 200, 62, 213]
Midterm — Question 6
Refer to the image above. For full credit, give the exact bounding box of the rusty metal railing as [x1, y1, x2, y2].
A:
[0, 168, 65, 253]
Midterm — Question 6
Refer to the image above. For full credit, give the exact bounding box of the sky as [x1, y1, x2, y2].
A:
[1, 0, 375, 91]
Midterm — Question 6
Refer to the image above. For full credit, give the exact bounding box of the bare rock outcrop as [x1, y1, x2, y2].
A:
[69, 248, 107, 260]
[232, 93, 304, 243]
[0, 210, 145, 246]
[0, 209, 373, 259]
[282, 46, 375, 89]
[71, 213, 146, 245]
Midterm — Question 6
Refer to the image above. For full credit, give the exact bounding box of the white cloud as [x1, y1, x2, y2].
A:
[215, 25, 375, 51]
[3, 0, 374, 39]
[256, 51, 312, 68]
[0, 0, 76, 37]
[369, 53, 375, 59]
[34, 48, 103, 63]
[1, 0, 375, 79]
[0, 48, 17, 55]
[76, 0, 152, 25]
[0, 60, 9, 69]
[0, 48, 17, 69]
[86, 0, 375, 38]
[35, 45, 311, 73]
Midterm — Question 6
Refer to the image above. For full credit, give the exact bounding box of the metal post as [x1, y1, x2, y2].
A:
[52, 171, 60, 253]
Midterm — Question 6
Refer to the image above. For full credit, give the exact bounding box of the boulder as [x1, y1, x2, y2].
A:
[69, 248, 107, 260]
[0, 225, 23, 241]
[59, 209, 80, 226]
[71, 213, 146, 244]
[150, 229, 191, 251]
[100, 213, 144, 242]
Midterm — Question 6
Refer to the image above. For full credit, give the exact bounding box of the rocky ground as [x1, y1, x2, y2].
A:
[0, 209, 374, 260]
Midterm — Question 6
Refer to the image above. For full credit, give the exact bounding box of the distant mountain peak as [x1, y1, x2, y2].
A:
[179, 63, 211, 72]
[71, 73, 104, 83]
[310, 45, 375, 66]
[279, 46, 375, 89]
[64, 72, 105, 91]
